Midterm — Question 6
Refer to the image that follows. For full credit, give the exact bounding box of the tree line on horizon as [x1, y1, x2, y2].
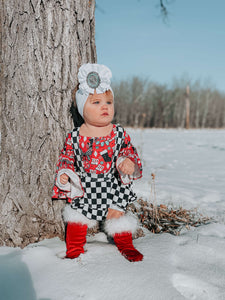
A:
[113, 77, 225, 128]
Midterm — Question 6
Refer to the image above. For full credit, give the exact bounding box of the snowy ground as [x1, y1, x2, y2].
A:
[1, 129, 225, 300]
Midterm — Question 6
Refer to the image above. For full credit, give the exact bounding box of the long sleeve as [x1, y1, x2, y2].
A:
[56, 133, 75, 173]
[117, 130, 142, 181]
[52, 133, 77, 201]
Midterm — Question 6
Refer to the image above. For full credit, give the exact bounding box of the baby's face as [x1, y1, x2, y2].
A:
[83, 90, 114, 127]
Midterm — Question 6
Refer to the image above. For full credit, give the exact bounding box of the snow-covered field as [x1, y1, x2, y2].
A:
[1, 129, 225, 300]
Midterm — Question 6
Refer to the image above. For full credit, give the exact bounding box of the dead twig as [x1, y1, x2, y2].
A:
[127, 200, 212, 236]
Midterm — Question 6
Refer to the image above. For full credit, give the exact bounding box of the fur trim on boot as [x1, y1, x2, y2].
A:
[104, 214, 139, 236]
[63, 205, 97, 228]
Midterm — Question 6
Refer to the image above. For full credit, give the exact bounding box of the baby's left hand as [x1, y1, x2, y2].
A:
[118, 158, 135, 175]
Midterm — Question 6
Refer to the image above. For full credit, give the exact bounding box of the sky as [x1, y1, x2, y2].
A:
[95, 0, 225, 93]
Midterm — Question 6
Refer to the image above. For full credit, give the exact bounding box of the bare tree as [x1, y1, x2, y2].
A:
[0, 0, 96, 247]
[113, 77, 225, 129]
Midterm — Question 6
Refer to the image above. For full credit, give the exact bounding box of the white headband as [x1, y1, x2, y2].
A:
[76, 63, 113, 118]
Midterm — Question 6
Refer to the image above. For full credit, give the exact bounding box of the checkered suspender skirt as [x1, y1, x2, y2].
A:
[70, 124, 137, 221]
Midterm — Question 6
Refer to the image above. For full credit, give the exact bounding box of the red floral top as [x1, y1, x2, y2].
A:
[52, 125, 142, 201]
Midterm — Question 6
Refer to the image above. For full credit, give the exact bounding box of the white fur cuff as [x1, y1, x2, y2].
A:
[62, 205, 97, 229]
[56, 169, 84, 198]
[104, 214, 139, 236]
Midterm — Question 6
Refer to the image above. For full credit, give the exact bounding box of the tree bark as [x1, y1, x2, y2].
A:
[0, 0, 96, 247]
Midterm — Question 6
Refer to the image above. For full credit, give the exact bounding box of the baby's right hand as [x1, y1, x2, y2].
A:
[60, 173, 69, 185]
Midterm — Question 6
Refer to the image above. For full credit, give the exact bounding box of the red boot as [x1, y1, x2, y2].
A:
[114, 232, 143, 262]
[65, 222, 88, 259]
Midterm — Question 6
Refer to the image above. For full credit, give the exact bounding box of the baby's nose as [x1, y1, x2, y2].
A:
[102, 104, 108, 109]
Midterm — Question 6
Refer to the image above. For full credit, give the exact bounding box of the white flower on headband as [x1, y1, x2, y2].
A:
[78, 63, 112, 94]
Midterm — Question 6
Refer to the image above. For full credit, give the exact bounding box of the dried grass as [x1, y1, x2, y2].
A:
[127, 200, 212, 236]
[127, 173, 212, 237]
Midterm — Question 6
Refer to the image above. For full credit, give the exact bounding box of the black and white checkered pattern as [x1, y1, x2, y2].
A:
[70, 124, 137, 221]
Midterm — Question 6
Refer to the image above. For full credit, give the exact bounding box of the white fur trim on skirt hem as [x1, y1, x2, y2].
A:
[104, 214, 139, 236]
[62, 205, 97, 228]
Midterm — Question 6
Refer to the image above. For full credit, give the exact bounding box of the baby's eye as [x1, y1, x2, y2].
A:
[107, 101, 113, 104]
[93, 101, 100, 104]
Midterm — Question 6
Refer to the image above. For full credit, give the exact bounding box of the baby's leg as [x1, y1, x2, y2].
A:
[65, 222, 88, 259]
[63, 205, 97, 259]
[104, 214, 143, 262]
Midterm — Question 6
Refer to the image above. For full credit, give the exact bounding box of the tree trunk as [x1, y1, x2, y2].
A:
[185, 85, 190, 129]
[0, 0, 96, 247]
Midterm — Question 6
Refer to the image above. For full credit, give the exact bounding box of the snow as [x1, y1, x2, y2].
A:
[1, 129, 225, 300]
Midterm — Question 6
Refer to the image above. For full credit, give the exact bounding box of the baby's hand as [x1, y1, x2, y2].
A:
[60, 173, 69, 185]
[118, 158, 135, 175]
